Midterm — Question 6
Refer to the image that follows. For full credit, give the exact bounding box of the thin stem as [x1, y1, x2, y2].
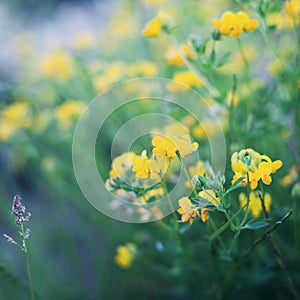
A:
[258, 193, 300, 300]
[21, 225, 35, 300]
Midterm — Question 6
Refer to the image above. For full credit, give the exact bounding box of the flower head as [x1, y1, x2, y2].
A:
[142, 11, 171, 38]
[177, 197, 200, 225]
[213, 11, 259, 39]
[115, 243, 137, 268]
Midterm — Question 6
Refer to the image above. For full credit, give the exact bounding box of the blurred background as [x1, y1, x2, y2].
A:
[1, 0, 299, 299]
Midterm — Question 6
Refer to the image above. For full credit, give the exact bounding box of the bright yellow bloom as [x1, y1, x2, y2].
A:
[143, 17, 161, 38]
[198, 189, 219, 205]
[285, 0, 300, 19]
[152, 134, 198, 160]
[40, 50, 73, 80]
[115, 243, 137, 268]
[55, 100, 85, 130]
[167, 71, 203, 92]
[239, 192, 272, 217]
[132, 150, 150, 179]
[231, 149, 282, 190]
[213, 11, 259, 38]
[177, 197, 200, 225]
[109, 152, 139, 178]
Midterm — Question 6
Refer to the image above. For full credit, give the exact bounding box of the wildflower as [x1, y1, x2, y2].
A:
[55, 100, 85, 130]
[198, 189, 219, 205]
[231, 149, 282, 190]
[285, 0, 300, 21]
[152, 134, 198, 160]
[128, 60, 158, 76]
[132, 150, 150, 179]
[142, 11, 171, 38]
[164, 44, 196, 66]
[185, 161, 206, 188]
[212, 11, 259, 39]
[167, 71, 203, 92]
[0, 102, 31, 141]
[109, 152, 138, 178]
[40, 50, 73, 80]
[239, 192, 272, 217]
[280, 165, 298, 187]
[3, 195, 31, 252]
[177, 197, 200, 225]
[115, 243, 137, 268]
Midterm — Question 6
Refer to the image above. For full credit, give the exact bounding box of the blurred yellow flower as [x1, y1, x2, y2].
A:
[213, 11, 259, 38]
[177, 197, 200, 225]
[280, 165, 298, 186]
[285, 0, 300, 21]
[128, 60, 158, 76]
[143, 17, 162, 38]
[142, 11, 171, 38]
[132, 150, 150, 179]
[40, 50, 73, 80]
[115, 243, 137, 268]
[167, 71, 203, 92]
[55, 100, 85, 130]
[0, 102, 31, 141]
[164, 44, 197, 66]
[239, 192, 272, 217]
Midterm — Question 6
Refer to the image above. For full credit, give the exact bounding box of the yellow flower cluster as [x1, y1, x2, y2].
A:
[40, 50, 73, 80]
[115, 243, 137, 268]
[231, 148, 282, 190]
[131, 126, 198, 181]
[55, 100, 85, 130]
[0, 102, 31, 141]
[167, 71, 203, 92]
[213, 11, 259, 38]
[239, 192, 272, 217]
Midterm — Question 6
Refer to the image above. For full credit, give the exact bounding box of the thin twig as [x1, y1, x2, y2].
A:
[258, 193, 300, 300]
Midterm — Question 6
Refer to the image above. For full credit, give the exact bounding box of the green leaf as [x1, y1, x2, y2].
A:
[269, 0, 284, 13]
[217, 203, 226, 213]
[267, 25, 277, 32]
[222, 193, 231, 209]
[242, 221, 269, 230]
[216, 52, 231, 67]
[209, 49, 216, 65]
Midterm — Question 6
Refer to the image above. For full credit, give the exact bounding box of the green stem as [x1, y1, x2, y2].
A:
[21, 225, 35, 300]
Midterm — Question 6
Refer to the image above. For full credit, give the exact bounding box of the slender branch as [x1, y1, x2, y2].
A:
[258, 193, 300, 300]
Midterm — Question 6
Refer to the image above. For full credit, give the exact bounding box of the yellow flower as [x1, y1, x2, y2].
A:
[231, 149, 282, 190]
[143, 17, 161, 38]
[280, 165, 298, 187]
[55, 100, 85, 130]
[128, 60, 158, 76]
[148, 155, 169, 180]
[0, 102, 31, 141]
[285, 0, 300, 20]
[142, 11, 171, 38]
[40, 50, 73, 80]
[152, 134, 198, 160]
[198, 189, 219, 205]
[213, 11, 259, 38]
[239, 192, 272, 217]
[115, 243, 137, 268]
[132, 150, 150, 179]
[167, 71, 203, 92]
[164, 44, 197, 66]
[177, 197, 200, 225]
[109, 152, 138, 178]
[185, 160, 206, 188]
